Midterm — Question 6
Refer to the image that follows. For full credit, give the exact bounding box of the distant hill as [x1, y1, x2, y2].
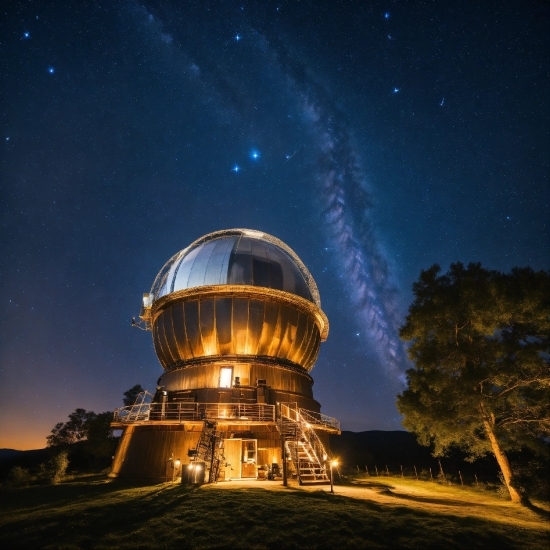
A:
[0, 449, 23, 459]
[329, 430, 499, 481]
[0, 447, 51, 478]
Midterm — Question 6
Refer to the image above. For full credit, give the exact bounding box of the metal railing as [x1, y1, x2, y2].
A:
[113, 402, 276, 423]
[279, 403, 340, 433]
[113, 400, 339, 431]
[298, 408, 341, 432]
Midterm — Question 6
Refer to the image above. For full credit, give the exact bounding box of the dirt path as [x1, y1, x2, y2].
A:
[205, 477, 550, 531]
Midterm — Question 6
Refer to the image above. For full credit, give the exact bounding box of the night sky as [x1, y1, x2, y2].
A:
[1, 1, 548, 450]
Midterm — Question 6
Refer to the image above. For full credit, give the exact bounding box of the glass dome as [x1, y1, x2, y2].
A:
[150, 229, 320, 306]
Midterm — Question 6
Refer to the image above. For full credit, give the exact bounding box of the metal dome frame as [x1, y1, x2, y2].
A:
[149, 228, 321, 307]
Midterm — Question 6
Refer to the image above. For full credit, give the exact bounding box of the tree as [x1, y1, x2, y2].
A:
[86, 411, 117, 465]
[123, 384, 145, 406]
[46, 408, 97, 447]
[397, 263, 550, 504]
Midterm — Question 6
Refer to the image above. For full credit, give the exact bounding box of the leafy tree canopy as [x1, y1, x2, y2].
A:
[123, 384, 145, 406]
[47, 408, 98, 447]
[397, 262, 550, 504]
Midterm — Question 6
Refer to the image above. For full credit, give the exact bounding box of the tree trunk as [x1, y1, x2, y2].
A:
[482, 419, 527, 505]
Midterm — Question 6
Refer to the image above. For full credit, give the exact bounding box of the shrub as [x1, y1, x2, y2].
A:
[8, 466, 32, 487]
[48, 450, 69, 484]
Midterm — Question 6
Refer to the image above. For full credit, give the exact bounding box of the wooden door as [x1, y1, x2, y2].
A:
[224, 439, 242, 479]
[241, 439, 257, 478]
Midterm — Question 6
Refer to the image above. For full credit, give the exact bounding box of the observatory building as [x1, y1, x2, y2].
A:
[111, 229, 340, 483]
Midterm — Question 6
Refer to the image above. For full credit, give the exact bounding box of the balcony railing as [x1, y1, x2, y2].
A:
[113, 401, 340, 432]
[113, 402, 276, 424]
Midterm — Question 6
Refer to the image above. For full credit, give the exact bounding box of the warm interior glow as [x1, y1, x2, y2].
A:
[219, 367, 232, 388]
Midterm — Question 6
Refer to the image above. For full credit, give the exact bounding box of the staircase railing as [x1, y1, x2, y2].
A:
[278, 403, 340, 433]
[298, 408, 340, 432]
[279, 403, 331, 483]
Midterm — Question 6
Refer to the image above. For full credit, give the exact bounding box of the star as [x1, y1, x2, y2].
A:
[440, 98, 445, 106]
[384, 12, 391, 19]
[232, 165, 240, 173]
[250, 150, 259, 160]
[235, 34, 241, 42]
[392, 87, 400, 93]
[21, 32, 30, 40]
[48, 67, 55, 74]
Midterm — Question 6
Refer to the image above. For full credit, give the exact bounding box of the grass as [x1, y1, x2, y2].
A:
[0, 475, 548, 549]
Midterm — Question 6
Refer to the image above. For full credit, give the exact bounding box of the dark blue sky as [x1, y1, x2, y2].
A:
[1, 0, 548, 449]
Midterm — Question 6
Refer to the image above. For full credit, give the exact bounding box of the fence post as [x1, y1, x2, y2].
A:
[438, 459, 445, 482]
[401, 465, 404, 478]
[459, 471, 463, 486]
[414, 465, 418, 480]
[375, 465, 379, 477]
[429, 468, 433, 482]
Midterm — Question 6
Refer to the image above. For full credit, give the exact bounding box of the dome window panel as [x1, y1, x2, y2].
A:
[204, 237, 236, 286]
[187, 240, 219, 289]
[252, 257, 271, 288]
[172, 245, 202, 293]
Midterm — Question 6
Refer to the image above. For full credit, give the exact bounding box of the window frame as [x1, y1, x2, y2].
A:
[219, 366, 233, 388]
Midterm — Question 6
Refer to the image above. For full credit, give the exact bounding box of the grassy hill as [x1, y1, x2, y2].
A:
[0, 475, 548, 549]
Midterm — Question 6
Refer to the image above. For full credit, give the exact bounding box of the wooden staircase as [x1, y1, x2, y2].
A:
[279, 404, 330, 485]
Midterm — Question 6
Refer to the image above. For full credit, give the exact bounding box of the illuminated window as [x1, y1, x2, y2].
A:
[219, 367, 233, 388]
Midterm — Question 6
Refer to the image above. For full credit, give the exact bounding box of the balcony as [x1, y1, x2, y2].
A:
[112, 402, 276, 425]
[112, 401, 340, 433]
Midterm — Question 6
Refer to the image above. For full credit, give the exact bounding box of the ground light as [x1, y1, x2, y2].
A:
[330, 459, 338, 494]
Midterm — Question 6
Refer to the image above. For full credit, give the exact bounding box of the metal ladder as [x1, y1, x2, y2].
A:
[193, 420, 225, 483]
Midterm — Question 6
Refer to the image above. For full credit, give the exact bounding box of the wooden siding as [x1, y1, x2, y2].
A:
[160, 362, 314, 398]
[111, 423, 293, 481]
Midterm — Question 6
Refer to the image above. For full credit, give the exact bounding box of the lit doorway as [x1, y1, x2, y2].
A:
[222, 438, 257, 479]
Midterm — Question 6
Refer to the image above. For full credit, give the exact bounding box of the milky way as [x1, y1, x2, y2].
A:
[284, 62, 407, 381]
[134, 2, 408, 381]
